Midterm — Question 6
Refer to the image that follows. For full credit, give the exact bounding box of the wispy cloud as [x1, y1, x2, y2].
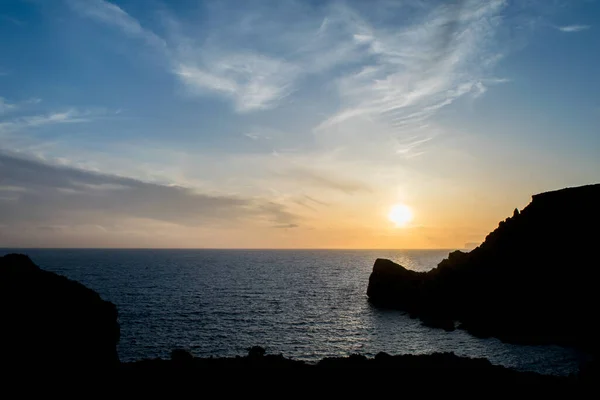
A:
[62, 0, 388, 113]
[0, 97, 17, 114]
[169, 1, 379, 112]
[69, 0, 297, 112]
[0, 109, 93, 133]
[315, 0, 507, 154]
[67, 0, 351, 112]
[244, 133, 260, 141]
[174, 56, 299, 112]
[61, 0, 520, 196]
[557, 24, 591, 33]
[67, 0, 510, 122]
[65, 0, 166, 48]
[60, 0, 516, 192]
[0, 97, 42, 115]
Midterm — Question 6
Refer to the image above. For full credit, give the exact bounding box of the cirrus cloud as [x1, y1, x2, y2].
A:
[558, 24, 591, 32]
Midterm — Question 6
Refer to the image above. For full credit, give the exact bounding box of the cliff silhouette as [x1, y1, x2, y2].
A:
[0, 253, 120, 371]
[367, 184, 600, 351]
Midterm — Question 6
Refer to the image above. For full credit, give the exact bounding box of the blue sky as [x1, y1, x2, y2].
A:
[1, 0, 599, 248]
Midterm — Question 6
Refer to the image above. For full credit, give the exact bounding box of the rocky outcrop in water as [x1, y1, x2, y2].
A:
[0, 253, 120, 371]
[367, 184, 600, 351]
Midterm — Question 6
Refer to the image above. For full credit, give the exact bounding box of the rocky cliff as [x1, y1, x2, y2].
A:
[367, 184, 600, 351]
[0, 253, 120, 370]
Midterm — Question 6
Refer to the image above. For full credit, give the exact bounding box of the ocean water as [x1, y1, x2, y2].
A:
[2, 249, 585, 375]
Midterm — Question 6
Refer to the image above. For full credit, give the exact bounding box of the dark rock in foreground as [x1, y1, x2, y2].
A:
[0, 253, 120, 370]
[120, 348, 574, 387]
[367, 184, 600, 351]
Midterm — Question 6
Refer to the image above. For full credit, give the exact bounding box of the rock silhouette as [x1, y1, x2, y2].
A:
[367, 184, 600, 352]
[0, 253, 120, 371]
[121, 349, 568, 384]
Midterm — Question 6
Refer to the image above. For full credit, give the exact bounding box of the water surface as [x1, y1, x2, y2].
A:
[2, 248, 584, 375]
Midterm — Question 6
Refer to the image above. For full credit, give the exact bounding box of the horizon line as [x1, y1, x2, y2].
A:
[1, 247, 462, 251]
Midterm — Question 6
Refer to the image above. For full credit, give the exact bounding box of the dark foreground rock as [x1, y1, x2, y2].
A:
[367, 184, 600, 351]
[0, 253, 120, 370]
[119, 348, 574, 387]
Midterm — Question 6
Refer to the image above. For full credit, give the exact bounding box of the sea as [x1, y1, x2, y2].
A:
[1, 248, 586, 375]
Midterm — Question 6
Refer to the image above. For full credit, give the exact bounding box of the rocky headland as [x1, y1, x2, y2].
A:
[367, 184, 600, 352]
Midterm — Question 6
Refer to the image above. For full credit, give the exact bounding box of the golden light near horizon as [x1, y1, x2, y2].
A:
[388, 203, 413, 228]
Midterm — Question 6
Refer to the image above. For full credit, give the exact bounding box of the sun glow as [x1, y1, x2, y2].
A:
[388, 203, 413, 227]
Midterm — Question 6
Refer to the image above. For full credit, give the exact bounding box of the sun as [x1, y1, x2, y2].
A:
[388, 203, 413, 227]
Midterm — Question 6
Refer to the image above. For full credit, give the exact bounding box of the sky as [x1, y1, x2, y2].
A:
[1, 0, 599, 249]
